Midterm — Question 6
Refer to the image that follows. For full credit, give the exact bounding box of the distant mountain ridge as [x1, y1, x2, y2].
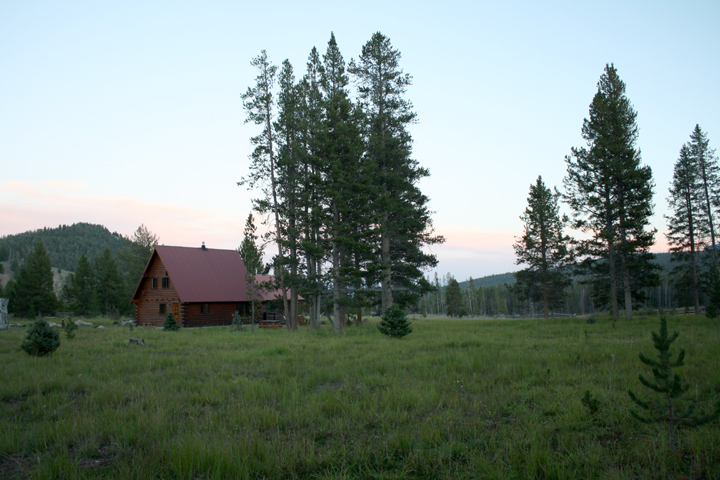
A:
[458, 251, 673, 289]
[0, 223, 127, 273]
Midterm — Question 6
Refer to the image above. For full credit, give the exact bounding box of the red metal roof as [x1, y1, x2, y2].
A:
[144, 245, 285, 303]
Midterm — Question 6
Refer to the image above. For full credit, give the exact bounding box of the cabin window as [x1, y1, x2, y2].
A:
[201, 303, 209, 314]
[159, 303, 166, 314]
[162, 277, 169, 289]
[152, 278, 158, 289]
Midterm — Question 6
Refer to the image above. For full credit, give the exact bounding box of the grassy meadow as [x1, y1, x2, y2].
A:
[1, 314, 719, 479]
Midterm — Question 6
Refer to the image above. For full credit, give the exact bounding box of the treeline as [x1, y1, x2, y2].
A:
[240, 32, 442, 332]
[1, 225, 158, 317]
[0, 223, 126, 273]
[419, 257, 697, 318]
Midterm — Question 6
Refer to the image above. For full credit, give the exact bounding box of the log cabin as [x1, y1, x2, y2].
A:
[132, 244, 286, 327]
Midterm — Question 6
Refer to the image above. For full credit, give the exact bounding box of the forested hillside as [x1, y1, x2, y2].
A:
[0, 223, 126, 273]
[1, 224, 158, 317]
[458, 273, 516, 289]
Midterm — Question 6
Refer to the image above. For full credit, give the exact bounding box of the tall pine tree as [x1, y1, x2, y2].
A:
[687, 125, 720, 316]
[514, 176, 573, 318]
[10, 240, 57, 317]
[350, 32, 443, 314]
[688, 125, 719, 259]
[62, 254, 96, 315]
[666, 144, 706, 313]
[275, 59, 304, 330]
[445, 277, 466, 317]
[93, 247, 124, 315]
[318, 33, 371, 333]
[564, 64, 656, 320]
[241, 50, 290, 324]
[297, 47, 328, 329]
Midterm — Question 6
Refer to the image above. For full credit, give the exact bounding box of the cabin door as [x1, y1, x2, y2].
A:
[172, 303, 179, 324]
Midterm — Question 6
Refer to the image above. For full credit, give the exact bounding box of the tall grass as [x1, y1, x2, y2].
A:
[0, 315, 718, 479]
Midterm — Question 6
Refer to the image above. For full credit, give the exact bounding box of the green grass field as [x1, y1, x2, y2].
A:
[1, 314, 718, 479]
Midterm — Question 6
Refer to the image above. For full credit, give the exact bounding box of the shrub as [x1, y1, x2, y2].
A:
[21, 319, 60, 356]
[163, 312, 180, 331]
[377, 305, 412, 338]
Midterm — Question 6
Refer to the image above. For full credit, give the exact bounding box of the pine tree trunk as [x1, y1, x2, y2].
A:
[619, 217, 633, 320]
[264, 94, 289, 325]
[381, 213, 392, 314]
[332, 204, 343, 334]
[687, 196, 701, 315]
[608, 239, 620, 320]
[623, 266, 633, 320]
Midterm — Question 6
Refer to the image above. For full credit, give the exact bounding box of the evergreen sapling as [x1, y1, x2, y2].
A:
[63, 318, 78, 339]
[628, 317, 720, 452]
[231, 311, 244, 332]
[21, 319, 60, 356]
[163, 312, 180, 331]
[377, 305, 412, 338]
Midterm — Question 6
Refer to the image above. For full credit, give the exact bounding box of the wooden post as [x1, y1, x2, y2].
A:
[0, 298, 8, 330]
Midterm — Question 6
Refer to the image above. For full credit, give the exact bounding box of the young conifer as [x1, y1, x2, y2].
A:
[628, 317, 720, 452]
[163, 312, 179, 331]
[21, 319, 60, 356]
[377, 304, 412, 338]
[514, 176, 573, 318]
[63, 319, 78, 339]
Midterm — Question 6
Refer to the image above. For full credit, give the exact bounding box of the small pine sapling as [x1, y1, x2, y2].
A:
[581, 390, 600, 415]
[377, 305, 412, 338]
[628, 316, 720, 452]
[163, 312, 180, 331]
[63, 319, 78, 339]
[21, 319, 60, 356]
[231, 311, 244, 332]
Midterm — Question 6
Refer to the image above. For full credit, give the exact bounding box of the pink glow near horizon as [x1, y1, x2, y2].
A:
[2, 180, 673, 280]
[0, 180, 246, 249]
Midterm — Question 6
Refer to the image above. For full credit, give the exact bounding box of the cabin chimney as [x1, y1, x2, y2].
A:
[201, 242, 207, 251]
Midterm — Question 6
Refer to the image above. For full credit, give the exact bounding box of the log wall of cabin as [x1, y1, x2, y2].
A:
[183, 303, 237, 327]
[134, 255, 182, 327]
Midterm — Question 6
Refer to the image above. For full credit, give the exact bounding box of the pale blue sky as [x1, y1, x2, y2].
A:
[1, 1, 719, 280]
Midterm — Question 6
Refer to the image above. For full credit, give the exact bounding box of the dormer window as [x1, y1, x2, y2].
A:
[162, 277, 169, 289]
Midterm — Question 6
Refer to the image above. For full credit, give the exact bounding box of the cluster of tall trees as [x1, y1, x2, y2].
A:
[513, 64, 718, 319]
[2, 225, 158, 318]
[240, 32, 443, 333]
[665, 125, 720, 315]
